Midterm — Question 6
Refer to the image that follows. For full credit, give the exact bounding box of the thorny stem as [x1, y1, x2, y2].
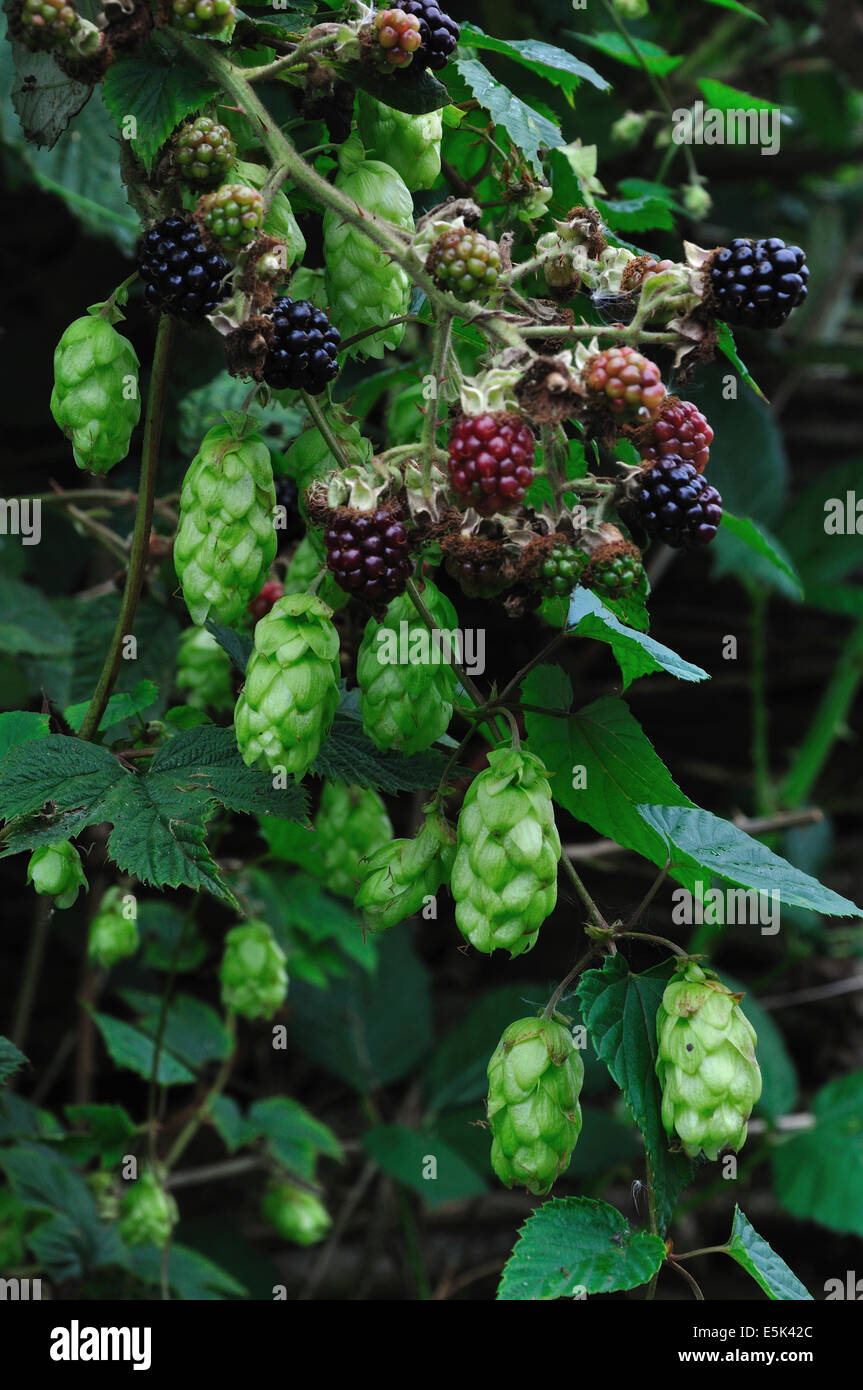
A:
[421, 312, 452, 490]
[560, 853, 607, 932]
[78, 313, 174, 744]
[301, 390, 352, 471]
[519, 322, 680, 345]
[242, 29, 340, 82]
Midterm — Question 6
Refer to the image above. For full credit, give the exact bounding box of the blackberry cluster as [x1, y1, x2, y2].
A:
[584, 345, 666, 423]
[138, 216, 231, 324]
[710, 237, 808, 329]
[173, 117, 236, 186]
[533, 542, 585, 597]
[630, 456, 722, 549]
[427, 228, 501, 301]
[397, 0, 459, 70]
[170, 0, 235, 34]
[373, 8, 422, 65]
[643, 398, 714, 475]
[18, 0, 78, 49]
[248, 579, 285, 620]
[324, 505, 413, 603]
[198, 183, 264, 250]
[448, 413, 535, 517]
[274, 476, 305, 545]
[262, 298, 341, 395]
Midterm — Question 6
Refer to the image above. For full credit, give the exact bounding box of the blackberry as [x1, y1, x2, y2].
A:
[583, 542, 645, 598]
[448, 412, 535, 517]
[533, 541, 586, 596]
[138, 215, 231, 324]
[170, 0, 234, 35]
[262, 297, 341, 395]
[442, 535, 511, 598]
[324, 504, 413, 603]
[427, 227, 501, 302]
[584, 344, 666, 423]
[274, 476, 304, 545]
[643, 398, 713, 475]
[372, 8, 422, 66]
[173, 117, 236, 186]
[397, 0, 459, 71]
[248, 579, 285, 620]
[198, 183, 264, 250]
[710, 237, 808, 329]
[18, 0, 78, 49]
[630, 455, 722, 549]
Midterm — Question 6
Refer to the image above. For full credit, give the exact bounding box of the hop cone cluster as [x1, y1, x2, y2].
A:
[355, 93, 442, 192]
[355, 810, 456, 931]
[220, 920, 288, 1021]
[234, 594, 340, 778]
[486, 1016, 584, 1195]
[50, 314, 141, 474]
[451, 747, 560, 957]
[176, 626, 234, 712]
[323, 136, 414, 358]
[118, 1171, 178, 1249]
[174, 419, 277, 627]
[88, 887, 139, 968]
[655, 958, 762, 1160]
[314, 782, 393, 900]
[261, 1182, 331, 1246]
[356, 582, 458, 754]
[27, 841, 87, 909]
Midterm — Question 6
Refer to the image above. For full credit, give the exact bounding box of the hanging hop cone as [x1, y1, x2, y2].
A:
[50, 311, 141, 474]
[176, 625, 234, 712]
[261, 1181, 331, 1246]
[314, 781, 393, 900]
[355, 93, 442, 192]
[486, 1015, 584, 1195]
[220, 920, 288, 1021]
[355, 809, 456, 932]
[88, 887, 139, 967]
[118, 1170, 178, 1249]
[27, 841, 87, 910]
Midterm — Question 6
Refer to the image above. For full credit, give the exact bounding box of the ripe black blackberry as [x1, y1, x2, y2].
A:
[262, 298, 341, 395]
[274, 476, 305, 545]
[324, 505, 412, 603]
[629, 456, 722, 549]
[710, 237, 808, 329]
[138, 215, 230, 323]
[397, 0, 459, 71]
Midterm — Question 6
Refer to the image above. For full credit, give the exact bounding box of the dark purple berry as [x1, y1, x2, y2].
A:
[263, 297, 341, 395]
[324, 505, 413, 603]
[137, 215, 231, 324]
[710, 237, 808, 329]
[396, 0, 459, 71]
[630, 455, 722, 549]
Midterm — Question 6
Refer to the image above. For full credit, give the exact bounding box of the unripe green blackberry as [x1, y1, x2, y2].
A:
[173, 116, 236, 186]
[314, 782, 393, 900]
[18, 0, 78, 50]
[532, 541, 587, 597]
[487, 1015, 584, 1195]
[220, 920, 288, 1020]
[170, 0, 235, 35]
[88, 887, 139, 968]
[118, 1170, 178, 1249]
[261, 1182, 331, 1245]
[372, 7, 422, 66]
[198, 184, 264, 250]
[427, 227, 501, 302]
[27, 841, 87, 909]
[582, 542, 646, 599]
[176, 626, 234, 712]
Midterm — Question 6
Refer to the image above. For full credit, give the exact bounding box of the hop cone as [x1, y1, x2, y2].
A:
[655, 958, 762, 1160]
[355, 93, 442, 192]
[27, 840, 87, 909]
[355, 810, 456, 931]
[174, 417, 277, 627]
[323, 135, 414, 358]
[234, 594, 340, 778]
[486, 1016, 584, 1195]
[452, 747, 560, 957]
[314, 781, 393, 899]
[176, 626, 234, 712]
[88, 887, 139, 967]
[220, 920, 288, 1020]
[261, 1182, 331, 1246]
[356, 582, 458, 755]
[50, 313, 141, 474]
[118, 1170, 178, 1249]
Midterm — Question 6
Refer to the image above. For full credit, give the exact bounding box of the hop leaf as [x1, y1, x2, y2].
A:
[487, 1016, 584, 1195]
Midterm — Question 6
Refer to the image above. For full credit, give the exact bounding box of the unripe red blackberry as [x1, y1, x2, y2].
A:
[643, 398, 714, 475]
[198, 184, 264, 250]
[137, 215, 231, 324]
[18, 0, 78, 49]
[442, 535, 511, 598]
[373, 8, 422, 65]
[173, 117, 236, 186]
[397, 0, 459, 71]
[427, 228, 501, 302]
[709, 237, 808, 329]
[448, 413, 535, 517]
[170, 0, 235, 34]
[262, 297, 341, 395]
[248, 579, 285, 620]
[584, 344, 666, 423]
[583, 542, 645, 598]
[532, 540, 586, 596]
[324, 504, 413, 603]
[630, 456, 722, 549]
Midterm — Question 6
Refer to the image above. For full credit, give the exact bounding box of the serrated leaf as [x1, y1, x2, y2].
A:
[0, 1036, 28, 1085]
[120, 990, 233, 1069]
[568, 31, 682, 77]
[0, 711, 49, 761]
[93, 1013, 195, 1085]
[209, 1096, 256, 1154]
[341, 60, 450, 115]
[727, 1207, 812, 1299]
[314, 697, 452, 793]
[118, 1241, 247, 1300]
[64, 679, 159, 734]
[576, 956, 699, 1233]
[58, 1103, 137, 1165]
[698, 78, 776, 113]
[637, 805, 863, 917]
[597, 194, 675, 234]
[0, 1143, 120, 1280]
[458, 26, 609, 94]
[102, 34, 218, 172]
[497, 1196, 666, 1300]
[240, 866, 376, 973]
[364, 1124, 487, 1208]
[771, 1071, 863, 1238]
[248, 1096, 342, 1174]
[715, 513, 804, 599]
[567, 588, 708, 688]
[453, 56, 564, 172]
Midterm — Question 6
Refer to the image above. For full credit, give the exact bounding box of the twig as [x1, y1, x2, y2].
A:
[667, 1257, 705, 1300]
[560, 853, 607, 932]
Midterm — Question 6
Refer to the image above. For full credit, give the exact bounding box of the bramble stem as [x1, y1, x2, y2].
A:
[421, 312, 452, 491]
[301, 391, 352, 471]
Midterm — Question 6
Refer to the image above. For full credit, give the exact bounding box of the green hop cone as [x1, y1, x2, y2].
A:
[452, 747, 560, 957]
[314, 781, 393, 900]
[118, 1170, 178, 1249]
[356, 582, 458, 755]
[355, 809, 456, 931]
[175, 625, 234, 712]
[234, 593, 340, 778]
[323, 134, 414, 359]
[220, 919, 288, 1020]
[88, 887, 139, 967]
[174, 416, 277, 627]
[261, 1181, 331, 1245]
[27, 840, 87, 909]
[486, 1015, 584, 1195]
[656, 958, 762, 1161]
[50, 311, 141, 474]
[355, 93, 442, 193]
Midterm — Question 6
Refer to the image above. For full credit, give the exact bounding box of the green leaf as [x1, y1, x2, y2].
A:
[0, 575, 72, 657]
[248, 1096, 343, 1175]
[64, 679, 159, 734]
[567, 588, 708, 688]
[576, 955, 699, 1233]
[715, 513, 804, 599]
[59, 1104, 137, 1165]
[242, 866, 375, 973]
[120, 991, 233, 1070]
[119, 1241, 247, 1300]
[204, 620, 252, 674]
[424, 983, 549, 1113]
[597, 194, 675, 234]
[772, 1071, 863, 1238]
[726, 1207, 813, 1299]
[314, 693, 452, 793]
[138, 898, 206, 973]
[568, 31, 682, 76]
[698, 0, 765, 20]
[458, 26, 609, 94]
[637, 804, 863, 917]
[5, 31, 91, 149]
[453, 56, 564, 172]
[102, 34, 218, 172]
[92, 1013, 195, 1086]
[364, 1124, 487, 1208]
[0, 1143, 120, 1280]
[340, 61, 450, 115]
[0, 1036, 28, 1086]
[698, 78, 776, 114]
[0, 711, 49, 761]
[805, 585, 863, 619]
[209, 1096, 256, 1154]
[497, 1196, 666, 1300]
[776, 459, 863, 590]
[714, 321, 768, 402]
